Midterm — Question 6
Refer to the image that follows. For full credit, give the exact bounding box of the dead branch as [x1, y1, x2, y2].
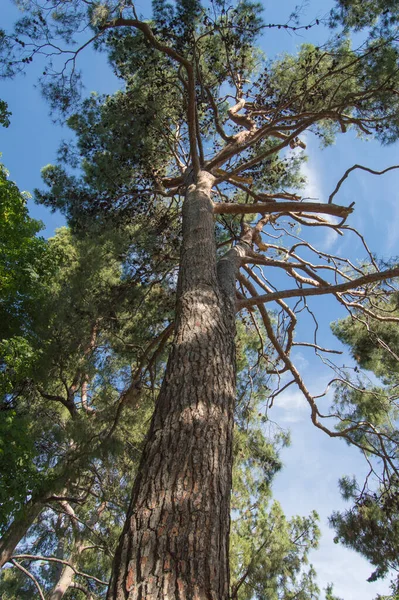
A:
[213, 201, 353, 218]
[238, 267, 399, 309]
[328, 164, 399, 204]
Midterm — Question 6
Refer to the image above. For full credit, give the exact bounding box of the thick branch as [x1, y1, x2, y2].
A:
[204, 87, 232, 142]
[238, 267, 399, 308]
[213, 201, 353, 219]
[209, 120, 312, 174]
[227, 99, 256, 131]
[38, 388, 77, 417]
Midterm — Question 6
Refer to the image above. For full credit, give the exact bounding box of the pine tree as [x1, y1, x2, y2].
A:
[330, 295, 399, 598]
[2, 1, 399, 597]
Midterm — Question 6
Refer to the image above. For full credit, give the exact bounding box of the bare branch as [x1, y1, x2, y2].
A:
[328, 164, 399, 204]
[10, 560, 46, 600]
[238, 267, 399, 309]
[12, 555, 108, 586]
[292, 341, 343, 355]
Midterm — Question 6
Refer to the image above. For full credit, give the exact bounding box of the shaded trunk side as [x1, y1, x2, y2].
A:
[108, 171, 238, 600]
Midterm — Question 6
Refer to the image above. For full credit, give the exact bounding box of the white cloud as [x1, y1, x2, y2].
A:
[300, 159, 323, 201]
[271, 402, 393, 600]
[273, 388, 309, 423]
[320, 227, 340, 252]
[291, 350, 310, 370]
[385, 192, 399, 253]
[291, 149, 341, 252]
[312, 520, 392, 600]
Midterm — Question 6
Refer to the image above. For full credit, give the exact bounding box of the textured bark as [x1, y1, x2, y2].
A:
[0, 500, 42, 568]
[108, 171, 238, 600]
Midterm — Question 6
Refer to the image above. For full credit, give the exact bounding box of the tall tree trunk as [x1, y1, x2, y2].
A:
[108, 171, 238, 600]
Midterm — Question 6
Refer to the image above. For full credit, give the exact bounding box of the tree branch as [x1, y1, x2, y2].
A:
[10, 559, 46, 600]
[328, 164, 399, 204]
[213, 201, 353, 219]
[238, 267, 399, 309]
[70, 582, 96, 598]
[12, 554, 108, 585]
[104, 17, 200, 177]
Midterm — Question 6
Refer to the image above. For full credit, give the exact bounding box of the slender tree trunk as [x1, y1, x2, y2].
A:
[0, 473, 70, 568]
[0, 500, 43, 568]
[48, 539, 86, 600]
[108, 171, 239, 600]
[49, 561, 76, 600]
[49, 499, 107, 599]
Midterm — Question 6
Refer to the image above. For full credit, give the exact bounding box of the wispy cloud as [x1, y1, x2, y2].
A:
[293, 150, 341, 252]
[300, 159, 323, 201]
[312, 522, 392, 600]
[385, 192, 399, 253]
[274, 389, 308, 423]
[272, 409, 393, 599]
[320, 227, 340, 252]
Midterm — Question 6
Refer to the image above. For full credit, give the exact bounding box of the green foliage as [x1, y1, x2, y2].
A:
[259, 40, 399, 146]
[331, 481, 399, 592]
[329, 0, 399, 145]
[330, 0, 399, 34]
[231, 497, 320, 600]
[230, 322, 320, 600]
[332, 296, 399, 383]
[3, 1, 399, 597]
[0, 162, 52, 340]
[0, 213, 168, 593]
[0, 100, 11, 127]
[0, 566, 36, 599]
[0, 410, 39, 533]
[151, 0, 263, 61]
[0, 158, 173, 566]
[325, 583, 344, 600]
[66, 86, 177, 190]
[331, 296, 399, 597]
[0, 154, 178, 596]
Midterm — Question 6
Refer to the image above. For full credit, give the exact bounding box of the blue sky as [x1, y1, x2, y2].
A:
[270, 132, 397, 600]
[2, 0, 399, 598]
